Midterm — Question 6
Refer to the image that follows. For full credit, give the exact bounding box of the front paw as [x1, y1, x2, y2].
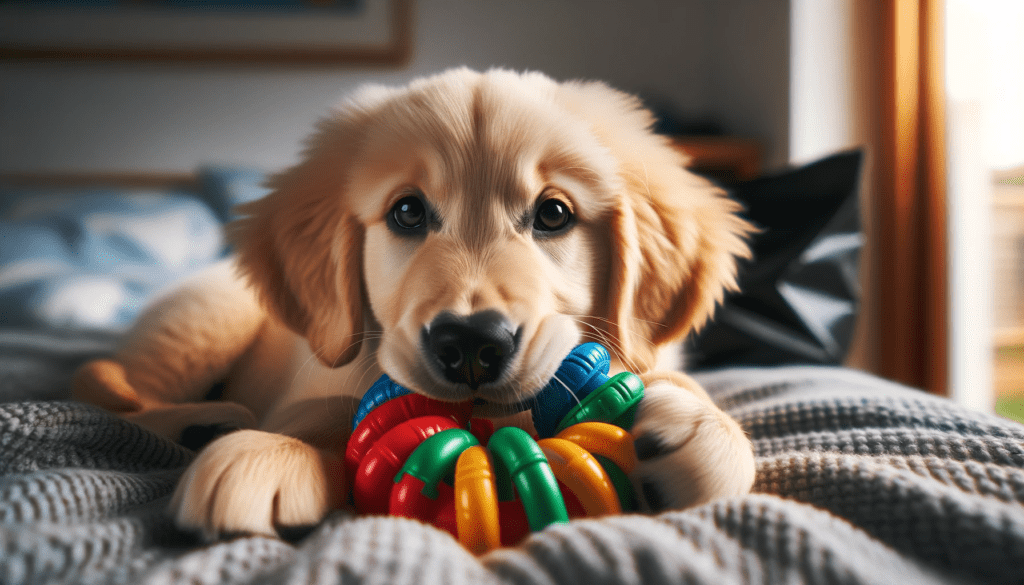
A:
[170, 429, 343, 540]
[628, 377, 755, 512]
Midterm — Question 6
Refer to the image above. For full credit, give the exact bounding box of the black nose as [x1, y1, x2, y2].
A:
[423, 311, 518, 389]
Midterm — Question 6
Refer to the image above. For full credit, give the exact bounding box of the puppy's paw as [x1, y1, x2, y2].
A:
[629, 374, 755, 512]
[72, 359, 143, 412]
[170, 429, 343, 541]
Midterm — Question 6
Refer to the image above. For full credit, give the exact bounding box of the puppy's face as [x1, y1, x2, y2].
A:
[233, 69, 751, 410]
[353, 78, 619, 409]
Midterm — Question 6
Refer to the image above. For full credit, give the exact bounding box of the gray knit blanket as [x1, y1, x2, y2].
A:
[1, 329, 1022, 585]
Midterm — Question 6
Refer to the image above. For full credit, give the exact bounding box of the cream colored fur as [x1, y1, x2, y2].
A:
[73, 68, 756, 540]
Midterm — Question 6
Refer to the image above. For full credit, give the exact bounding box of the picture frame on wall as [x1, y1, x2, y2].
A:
[0, 0, 412, 65]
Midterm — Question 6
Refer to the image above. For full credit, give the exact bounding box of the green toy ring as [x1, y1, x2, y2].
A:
[395, 428, 479, 499]
[487, 426, 569, 532]
[554, 371, 644, 434]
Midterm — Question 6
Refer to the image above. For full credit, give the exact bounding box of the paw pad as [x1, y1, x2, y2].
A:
[633, 433, 671, 461]
[179, 422, 241, 451]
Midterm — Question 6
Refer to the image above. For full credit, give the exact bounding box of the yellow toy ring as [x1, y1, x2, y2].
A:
[537, 438, 621, 517]
[556, 422, 638, 475]
[453, 445, 502, 554]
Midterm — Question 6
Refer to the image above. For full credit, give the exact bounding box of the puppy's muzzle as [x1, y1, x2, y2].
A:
[423, 311, 519, 389]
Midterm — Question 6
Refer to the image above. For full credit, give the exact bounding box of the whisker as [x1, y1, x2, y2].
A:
[567, 315, 628, 351]
[290, 332, 384, 416]
[320, 336, 386, 426]
[566, 316, 644, 375]
[341, 337, 386, 397]
[552, 373, 582, 407]
[290, 341, 330, 392]
[577, 312, 666, 329]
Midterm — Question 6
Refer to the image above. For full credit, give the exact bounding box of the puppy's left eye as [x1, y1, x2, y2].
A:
[533, 198, 573, 233]
[390, 196, 427, 231]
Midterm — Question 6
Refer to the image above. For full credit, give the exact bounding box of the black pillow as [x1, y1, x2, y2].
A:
[686, 149, 865, 369]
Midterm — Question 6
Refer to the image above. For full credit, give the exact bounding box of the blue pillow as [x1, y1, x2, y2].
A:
[0, 188, 225, 331]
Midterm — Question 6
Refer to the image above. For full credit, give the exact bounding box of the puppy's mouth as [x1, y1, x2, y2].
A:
[378, 314, 580, 417]
[469, 395, 531, 417]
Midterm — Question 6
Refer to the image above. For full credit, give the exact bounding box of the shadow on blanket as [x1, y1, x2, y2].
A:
[1, 328, 1022, 585]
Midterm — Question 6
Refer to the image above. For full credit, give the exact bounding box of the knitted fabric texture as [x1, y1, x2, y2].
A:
[1, 330, 1022, 585]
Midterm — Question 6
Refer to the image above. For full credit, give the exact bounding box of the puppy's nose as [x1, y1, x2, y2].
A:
[424, 311, 518, 389]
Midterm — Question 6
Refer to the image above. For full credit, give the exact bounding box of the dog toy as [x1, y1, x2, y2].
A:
[343, 342, 645, 554]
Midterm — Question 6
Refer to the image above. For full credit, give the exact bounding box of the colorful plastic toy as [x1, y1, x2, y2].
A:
[343, 342, 644, 553]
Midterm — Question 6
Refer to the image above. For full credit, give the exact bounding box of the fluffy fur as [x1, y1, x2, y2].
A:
[73, 68, 756, 540]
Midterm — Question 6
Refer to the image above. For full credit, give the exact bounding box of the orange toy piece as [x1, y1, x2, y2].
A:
[537, 438, 621, 517]
[555, 422, 638, 475]
[453, 445, 502, 554]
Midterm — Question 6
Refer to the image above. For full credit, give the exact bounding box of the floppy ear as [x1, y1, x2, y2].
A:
[561, 82, 753, 371]
[229, 118, 367, 368]
[608, 163, 752, 370]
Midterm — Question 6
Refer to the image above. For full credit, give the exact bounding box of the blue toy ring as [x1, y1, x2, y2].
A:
[529, 342, 612, 438]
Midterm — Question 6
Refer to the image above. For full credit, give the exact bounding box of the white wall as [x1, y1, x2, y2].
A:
[709, 0, 791, 170]
[790, 0, 855, 165]
[0, 0, 791, 174]
[787, 0, 881, 372]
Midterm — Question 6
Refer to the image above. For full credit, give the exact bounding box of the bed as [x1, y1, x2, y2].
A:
[2, 162, 1022, 585]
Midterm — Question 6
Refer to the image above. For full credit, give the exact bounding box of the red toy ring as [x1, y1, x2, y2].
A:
[352, 415, 460, 514]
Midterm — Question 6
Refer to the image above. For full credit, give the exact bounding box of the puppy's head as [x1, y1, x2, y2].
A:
[231, 68, 751, 411]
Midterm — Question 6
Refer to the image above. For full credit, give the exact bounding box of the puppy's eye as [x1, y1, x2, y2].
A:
[533, 198, 573, 233]
[390, 196, 427, 230]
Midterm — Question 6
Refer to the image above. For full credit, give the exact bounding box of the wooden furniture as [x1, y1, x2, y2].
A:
[670, 136, 762, 182]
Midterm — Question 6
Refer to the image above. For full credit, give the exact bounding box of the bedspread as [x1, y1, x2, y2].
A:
[1, 328, 1022, 585]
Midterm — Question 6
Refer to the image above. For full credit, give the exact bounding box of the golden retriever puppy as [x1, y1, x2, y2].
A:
[73, 68, 756, 540]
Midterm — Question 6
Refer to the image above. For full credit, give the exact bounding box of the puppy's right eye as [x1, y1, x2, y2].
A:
[389, 196, 427, 231]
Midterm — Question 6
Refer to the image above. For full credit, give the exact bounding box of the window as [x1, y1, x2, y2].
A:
[946, 0, 1024, 419]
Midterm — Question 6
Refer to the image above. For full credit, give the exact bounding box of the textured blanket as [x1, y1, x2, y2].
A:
[1, 329, 1022, 585]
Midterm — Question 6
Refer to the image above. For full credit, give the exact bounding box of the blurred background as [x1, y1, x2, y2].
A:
[1, 0, 1022, 421]
[0, 0, 790, 172]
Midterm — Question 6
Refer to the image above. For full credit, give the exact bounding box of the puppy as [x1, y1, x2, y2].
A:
[73, 68, 756, 540]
